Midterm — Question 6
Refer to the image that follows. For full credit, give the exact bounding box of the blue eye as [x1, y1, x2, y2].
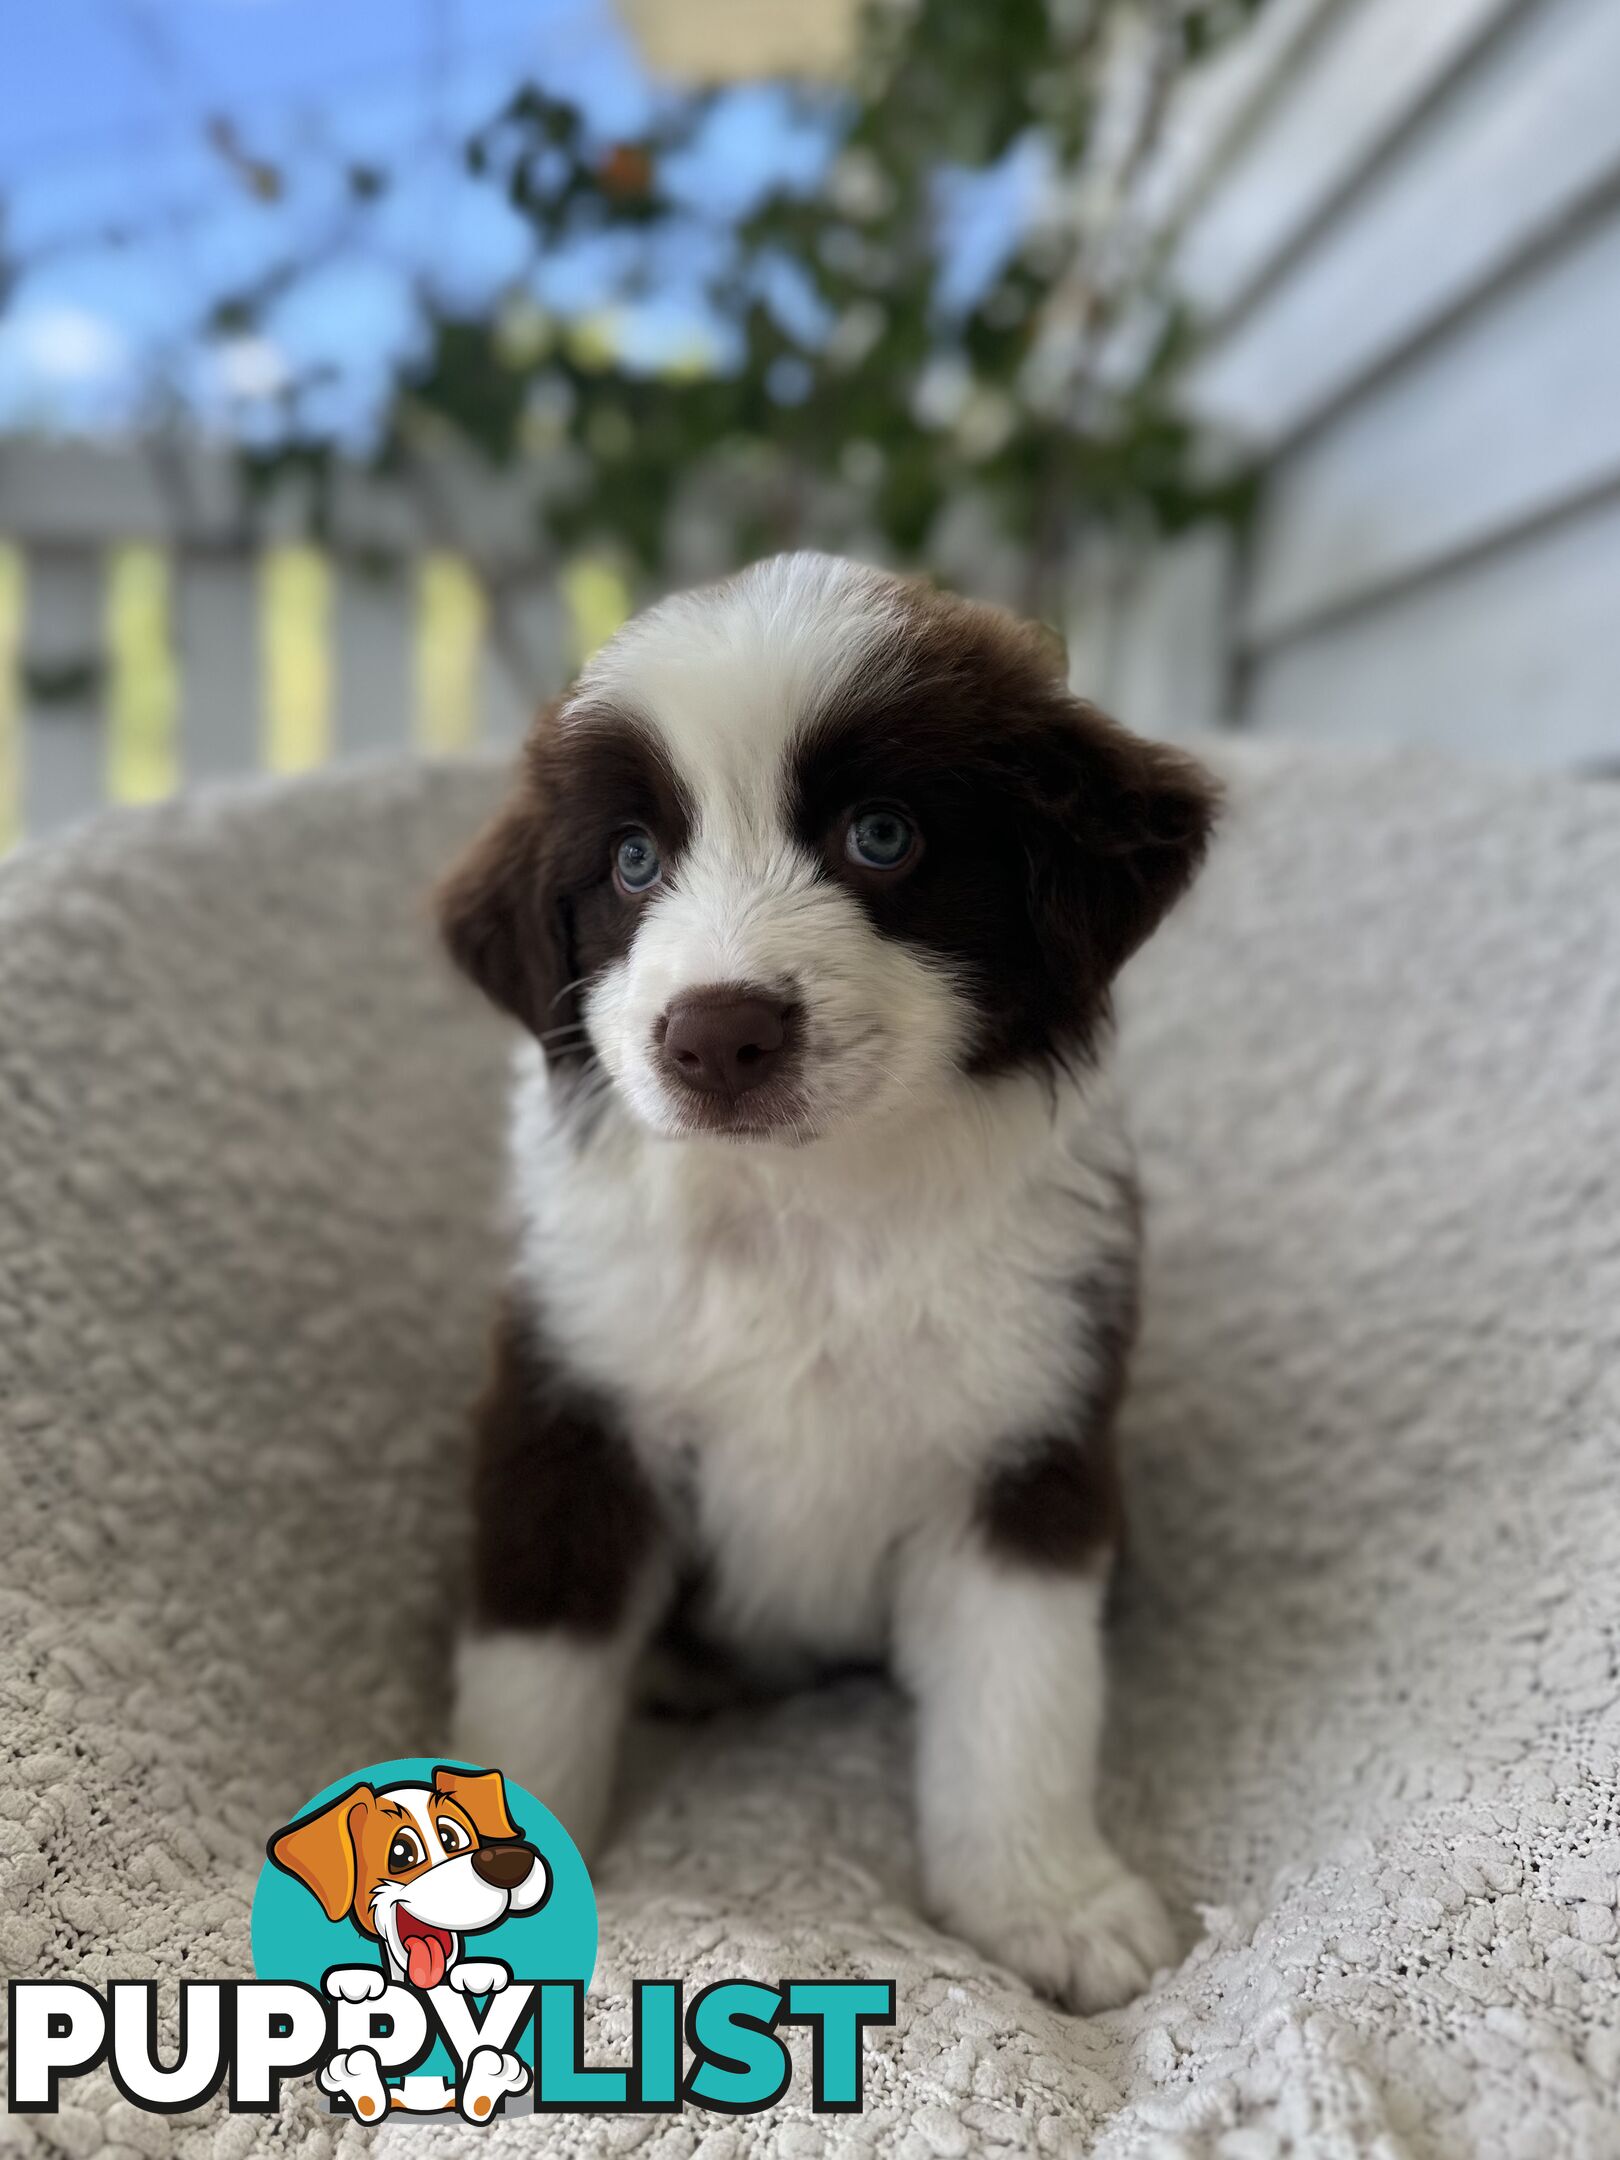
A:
[614, 830, 662, 893]
[845, 807, 917, 872]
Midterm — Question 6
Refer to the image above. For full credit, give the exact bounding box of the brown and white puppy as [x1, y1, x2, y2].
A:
[439, 554, 1218, 2012]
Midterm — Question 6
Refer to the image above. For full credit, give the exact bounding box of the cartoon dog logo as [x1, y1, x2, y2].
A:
[268, 1764, 550, 2119]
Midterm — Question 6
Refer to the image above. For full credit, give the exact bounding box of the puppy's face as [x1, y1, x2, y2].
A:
[442, 555, 1217, 1142]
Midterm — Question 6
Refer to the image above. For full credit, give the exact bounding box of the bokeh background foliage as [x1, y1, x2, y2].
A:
[220, 0, 1261, 615]
[0, 0, 1269, 851]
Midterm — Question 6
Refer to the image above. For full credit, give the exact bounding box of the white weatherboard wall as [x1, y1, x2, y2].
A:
[1109, 0, 1620, 768]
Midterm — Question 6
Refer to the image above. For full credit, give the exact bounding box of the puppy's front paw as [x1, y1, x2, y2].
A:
[940, 1856, 1177, 2014]
[446, 1959, 509, 1997]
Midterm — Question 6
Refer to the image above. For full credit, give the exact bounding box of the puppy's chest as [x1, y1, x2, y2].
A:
[523, 1142, 1101, 1646]
[549, 1178, 1078, 1444]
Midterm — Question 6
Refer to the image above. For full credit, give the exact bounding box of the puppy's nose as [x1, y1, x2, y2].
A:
[662, 989, 789, 1096]
[470, 1843, 538, 1890]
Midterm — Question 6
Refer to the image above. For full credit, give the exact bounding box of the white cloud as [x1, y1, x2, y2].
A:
[16, 306, 128, 385]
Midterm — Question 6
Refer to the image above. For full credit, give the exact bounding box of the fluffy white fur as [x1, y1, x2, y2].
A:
[457, 554, 1174, 2012]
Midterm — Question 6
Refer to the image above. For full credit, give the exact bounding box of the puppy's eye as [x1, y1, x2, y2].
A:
[436, 1818, 470, 1855]
[613, 829, 662, 895]
[387, 1831, 424, 1873]
[845, 806, 918, 873]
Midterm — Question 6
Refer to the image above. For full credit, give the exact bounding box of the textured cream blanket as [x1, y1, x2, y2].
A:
[2, 748, 1617, 2158]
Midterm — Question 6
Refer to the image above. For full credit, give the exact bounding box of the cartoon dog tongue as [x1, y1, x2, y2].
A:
[403, 1926, 449, 1990]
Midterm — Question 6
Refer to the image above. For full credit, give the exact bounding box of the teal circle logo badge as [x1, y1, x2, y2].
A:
[251, 1758, 595, 2122]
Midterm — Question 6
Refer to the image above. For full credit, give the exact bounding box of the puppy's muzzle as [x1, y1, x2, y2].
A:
[471, 1842, 540, 1890]
[659, 985, 792, 1099]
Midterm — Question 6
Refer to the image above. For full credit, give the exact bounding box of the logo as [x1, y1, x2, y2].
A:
[8, 1757, 895, 2124]
[255, 1755, 590, 2120]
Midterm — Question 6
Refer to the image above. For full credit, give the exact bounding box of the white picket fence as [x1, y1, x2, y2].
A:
[0, 438, 617, 850]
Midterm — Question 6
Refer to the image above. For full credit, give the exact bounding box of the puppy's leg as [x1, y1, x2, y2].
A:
[454, 1620, 654, 1854]
[896, 1485, 1175, 2014]
[453, 1305, 665, 1854]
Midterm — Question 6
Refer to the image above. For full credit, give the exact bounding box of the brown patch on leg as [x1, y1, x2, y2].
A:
[472, 1301, 659, 1634]
[977, 1432, 1123, 1569]
[976, 1238, 1139, 1570]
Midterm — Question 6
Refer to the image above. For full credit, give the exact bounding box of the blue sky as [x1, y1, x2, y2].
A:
[0, 0, 826, 436]
[0, 0, 1039, 441]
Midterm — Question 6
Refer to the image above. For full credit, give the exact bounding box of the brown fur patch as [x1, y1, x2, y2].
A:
[437, 699, 692, 1055]
[793, 584, 1221, 1073]
[471, 1300, 660, 1634]
[978, 1432, 1124, 1570]
[976, 1220, 1141, 1570]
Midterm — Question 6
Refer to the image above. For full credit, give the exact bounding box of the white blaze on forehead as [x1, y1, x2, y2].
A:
[570, 553, 905, 831]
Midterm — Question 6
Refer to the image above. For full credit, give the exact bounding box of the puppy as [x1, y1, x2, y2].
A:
[438, 554, 1218, 2012]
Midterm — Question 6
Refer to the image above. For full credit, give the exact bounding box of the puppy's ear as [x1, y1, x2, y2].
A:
[437, 798, 560, 1038]
[904, 587, 1215, 1020]
[268, 1785, 374, 1921]
[439, 709, 579, 1044]
[1025, 699, 1220, 999]
[433, 1765, 521, 1843]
